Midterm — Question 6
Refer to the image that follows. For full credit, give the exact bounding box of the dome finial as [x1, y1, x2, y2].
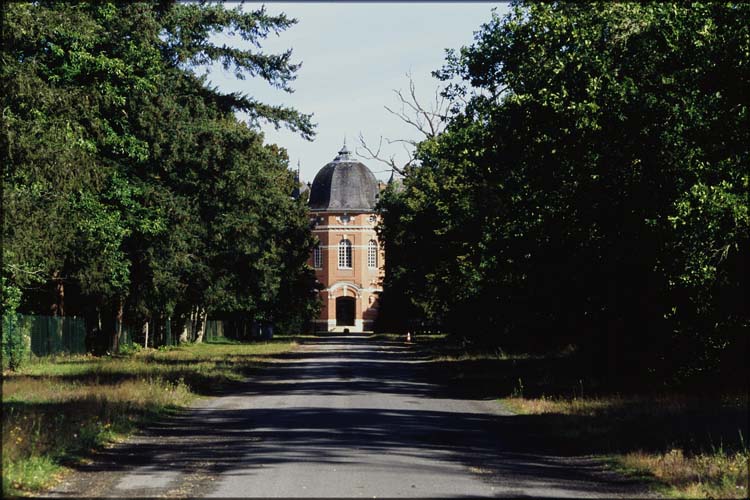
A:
[339, 136, 350, 155]
[335, 136, 353, 161]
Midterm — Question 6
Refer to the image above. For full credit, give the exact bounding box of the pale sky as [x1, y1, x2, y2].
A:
[206, 2, 508, 182]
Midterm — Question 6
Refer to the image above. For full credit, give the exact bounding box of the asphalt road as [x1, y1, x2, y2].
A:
[48, 336, 650, 498]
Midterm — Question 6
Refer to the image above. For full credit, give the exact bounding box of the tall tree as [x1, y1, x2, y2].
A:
[379, 2, 749, 385]
[2, 1, 319, 352]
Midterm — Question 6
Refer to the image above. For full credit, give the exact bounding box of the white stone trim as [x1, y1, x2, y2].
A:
[329, 282, 360, 298]
[309, 210, 376, 214]
[312, 319, 337, 331]
[326, 282, 362, 293]
[318, 286, 382, 294]
[312, 318, 337, 324]
[312, 226, 376, 231]
[317, 245, 377, 249]
[313, 319, 370, 332]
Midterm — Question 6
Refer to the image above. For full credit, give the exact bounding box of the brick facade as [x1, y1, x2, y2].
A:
[308, 211, 384, 332]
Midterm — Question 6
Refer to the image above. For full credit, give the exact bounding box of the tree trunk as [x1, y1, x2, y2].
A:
[142, 320, 149, 349]
[172, 303, 190, 344]
[112, 298, 123, 353]
[83, 304, 99, 354]
[195, 308, 206, 343]
[48, 271, 65, 354]
[191, 306, 197, 341]
[50, 270, 64, 316]
[179, 313, 190, 344]
[176, 308, 189, 344]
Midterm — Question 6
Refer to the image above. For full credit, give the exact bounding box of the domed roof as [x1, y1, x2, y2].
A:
[308, 145, 379, 211]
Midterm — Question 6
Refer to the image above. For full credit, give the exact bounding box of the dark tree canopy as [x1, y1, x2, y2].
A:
[377, 2, 748, 388]
[2, 1, 319, 352]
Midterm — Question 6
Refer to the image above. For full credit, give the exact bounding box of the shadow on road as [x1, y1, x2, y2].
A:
[46, 336, 652, 497]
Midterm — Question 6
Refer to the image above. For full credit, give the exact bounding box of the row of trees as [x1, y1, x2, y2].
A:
[377, 2, 748, 387]
[2, 1, 320, 356]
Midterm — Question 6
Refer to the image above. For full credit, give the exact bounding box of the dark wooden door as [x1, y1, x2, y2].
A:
[335, 297, 355, 326]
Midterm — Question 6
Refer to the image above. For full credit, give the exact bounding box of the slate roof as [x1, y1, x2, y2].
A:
[308, 145, 379, 212]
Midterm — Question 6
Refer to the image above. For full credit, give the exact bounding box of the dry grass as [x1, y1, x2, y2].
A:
[432, 351, 537, 363]
[420, 337, 748, 498]
[620, 449, 748, 499]
[3, 377, 193, 457]
[503, 395, 749, 498]
[502, 393, 705, 417]
[1, 339, 297, 497]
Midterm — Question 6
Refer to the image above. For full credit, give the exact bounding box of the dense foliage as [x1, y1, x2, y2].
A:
[2, 1, 319, 355]
[378, 2, 748, 387]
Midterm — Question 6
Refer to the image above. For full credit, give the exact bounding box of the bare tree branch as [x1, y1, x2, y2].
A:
[385, 138, 419, 147]
[356, 132, 412, 176]
[357, 72, 449, 178]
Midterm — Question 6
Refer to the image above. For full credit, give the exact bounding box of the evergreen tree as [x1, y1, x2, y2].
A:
[2, 1, 319, 353]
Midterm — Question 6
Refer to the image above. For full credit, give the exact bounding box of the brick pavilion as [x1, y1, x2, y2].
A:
[305, 144, 384, 332]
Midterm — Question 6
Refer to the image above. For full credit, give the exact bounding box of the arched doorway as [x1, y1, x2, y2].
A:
[335, 296, 355, 326]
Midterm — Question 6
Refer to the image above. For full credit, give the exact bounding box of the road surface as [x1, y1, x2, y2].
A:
[48, 336, 650, 498]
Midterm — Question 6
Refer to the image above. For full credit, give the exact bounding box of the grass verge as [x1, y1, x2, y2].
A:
[416, 335, 749, 499]
[503, 396, 748, 498]
[1, 338, 297, 497]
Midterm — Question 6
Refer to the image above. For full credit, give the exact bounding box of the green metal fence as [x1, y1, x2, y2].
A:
[140, 316, 176, 348]
[2, 313, 229, 365]
[2, 314, 141, 361]
[204, 320, 225, 342]
[115, 321, 134, 349]
[12, 314, 88, 357]
[165, 317, 175, 346]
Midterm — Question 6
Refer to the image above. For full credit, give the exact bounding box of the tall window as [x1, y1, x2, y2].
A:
[367, 240, 378, 269]
[338, 239, 352, 268]
[313, 245, 322, 269]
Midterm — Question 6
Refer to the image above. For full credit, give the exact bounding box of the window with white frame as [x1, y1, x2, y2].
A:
[367, 240, 378, 269]
[313, 245, 322, 269]
[338, 239, 352, 268]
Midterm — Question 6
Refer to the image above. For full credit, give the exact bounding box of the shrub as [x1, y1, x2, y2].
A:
[117, 342, 142, 356]
[2, 314, 30, 370]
